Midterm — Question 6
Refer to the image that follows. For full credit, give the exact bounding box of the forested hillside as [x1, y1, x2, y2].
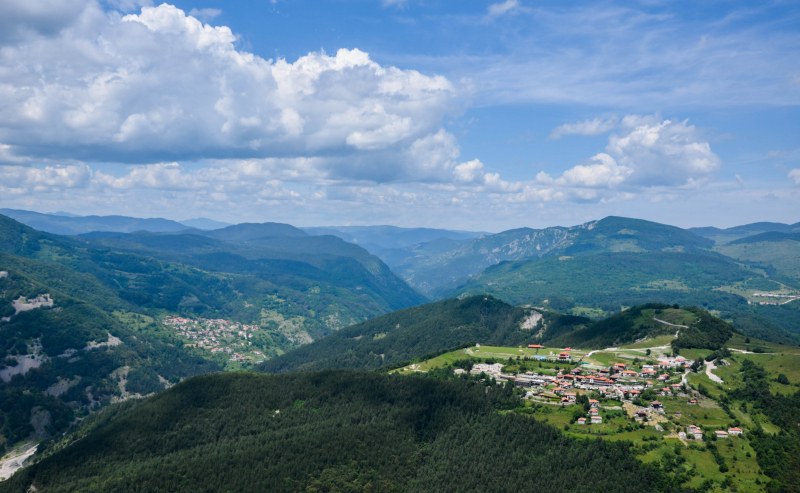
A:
[0, 213, 425, 346]
[539, 303, 733, 350]
[0, 213, 427, 452]
[0, 371, 668, 493]
[0, 258, 218, 455]
[260, 295, 542, 373]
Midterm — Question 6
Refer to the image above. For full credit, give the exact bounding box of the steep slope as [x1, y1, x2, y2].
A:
[0, 254, 219, 454]
[451, 218, 799, 341]
[1, 214, 426, 346]
[459, 250, 752, 311]
[1, 372, 665, 493]
[540, 304, 733, 349]
[79, 225, 427, 328]
[565, 216, 713, 254]
[379, 216, 714, 297]
[260, 295, 554, 373]
[716, 232, 800, 284]
[389, 226, 582, 297]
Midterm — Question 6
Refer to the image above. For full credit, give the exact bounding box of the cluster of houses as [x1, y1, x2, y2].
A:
[680, 425, 744, 441]
[466, 350, 747, 441]
[469, 356, 693, 402]
[576, 399, 603, 425]
[163, 316, 265, 363]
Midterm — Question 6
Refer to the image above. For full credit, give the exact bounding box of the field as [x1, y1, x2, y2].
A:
[400, 332, 800, 492]
[396, 344, 588, 373]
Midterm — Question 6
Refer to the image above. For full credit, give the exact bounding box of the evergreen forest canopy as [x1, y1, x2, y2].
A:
[0, 372, 669, 493]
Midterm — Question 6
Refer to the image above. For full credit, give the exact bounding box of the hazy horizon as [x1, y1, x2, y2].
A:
[1, 1, 798, 230]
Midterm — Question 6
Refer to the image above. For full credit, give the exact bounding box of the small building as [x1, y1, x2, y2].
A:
[576, 417, 586, 425]
[715, 430, 729, 439]
[588, 399, 599, 408]
[558, 352, 572, 362]
[591, 415, 603, 424]
[688, 398, 698, 405]
[589, 408, 599, 416]
[650, 401, 664, 411]
[687, 425, 703, 440]
[728, 427, 743, 436]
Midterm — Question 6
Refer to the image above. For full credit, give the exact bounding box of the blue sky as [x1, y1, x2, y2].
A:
[0, 0, 798, 231]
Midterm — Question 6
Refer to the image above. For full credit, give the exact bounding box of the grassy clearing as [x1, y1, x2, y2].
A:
[397, 344, 587, 373]
[660, 396, 730, 428]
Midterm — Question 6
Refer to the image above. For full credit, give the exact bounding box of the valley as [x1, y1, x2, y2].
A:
[1, 211, 799, 492]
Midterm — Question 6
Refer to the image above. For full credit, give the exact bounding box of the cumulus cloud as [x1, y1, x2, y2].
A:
[544, 115, 720, 192]
[0, 3, 456, 182]
[557, 153, 633, 187]
[789, 168, 800, 185]
[549, 117, 618, 139]
[609, 116, 720, 187]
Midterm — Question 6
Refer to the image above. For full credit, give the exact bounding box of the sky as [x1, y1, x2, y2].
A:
[0, 0, 798, 231]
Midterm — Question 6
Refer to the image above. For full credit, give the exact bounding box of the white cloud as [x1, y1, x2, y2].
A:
[95, 162, 199, 190]
[0, 164, 91, 193]
[558, 153, 633, 187]
[608, 117, 720, 187]
[550, 117, 618, 139]
[487, 0, 522, 18]
[0, 3, 456, 182]
[539, 115, 719, 193]
[789, 168, 800, 185]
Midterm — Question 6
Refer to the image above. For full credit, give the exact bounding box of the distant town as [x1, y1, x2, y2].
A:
[162, 316, 266, 365]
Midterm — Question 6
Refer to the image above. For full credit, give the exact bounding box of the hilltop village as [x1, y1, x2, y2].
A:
[460, 345, 745, 443]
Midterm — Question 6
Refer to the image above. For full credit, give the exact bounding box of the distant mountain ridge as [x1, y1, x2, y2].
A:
[0, 209, 190, 235]
[374, 216, 713, 297]
[690, 221, 800, 244]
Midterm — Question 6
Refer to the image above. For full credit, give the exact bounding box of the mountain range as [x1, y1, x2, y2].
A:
[2, 209, 799, 455]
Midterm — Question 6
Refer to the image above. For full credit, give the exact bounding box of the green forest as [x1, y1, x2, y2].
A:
[0, 372, 670, 493]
